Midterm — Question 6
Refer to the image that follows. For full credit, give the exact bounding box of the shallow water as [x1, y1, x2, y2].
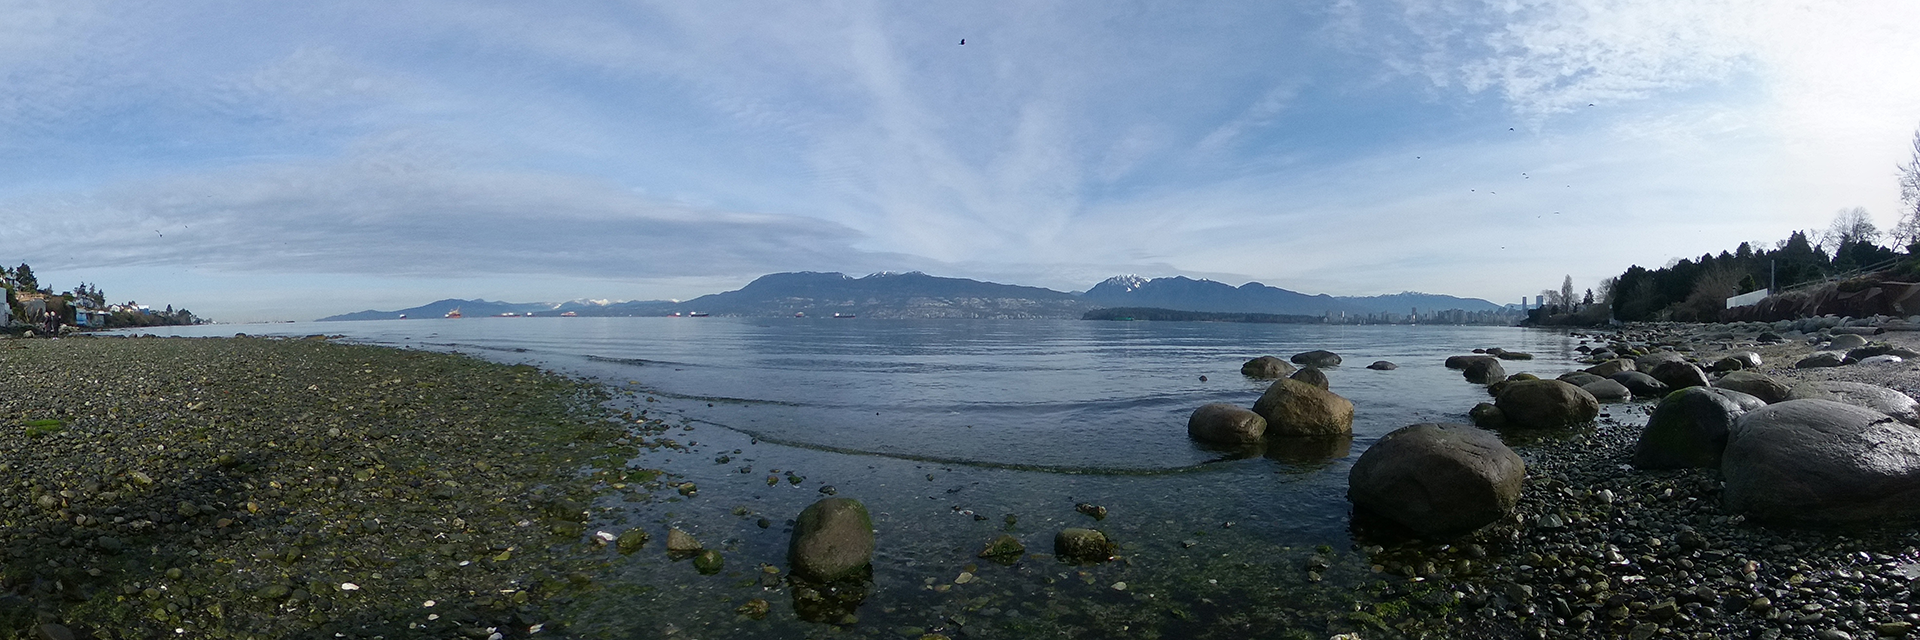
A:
[127, 318, 1591, 637]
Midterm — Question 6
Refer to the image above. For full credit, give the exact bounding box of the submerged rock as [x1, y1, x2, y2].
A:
[1291, 350, 1342, 367]
[1348, 423, 1524, 539]
[1054, 528, 1116, 564]
[978, 534, 1025, 562]
[1187, 403, 1267, 444]
[1252, 379, 1355, 436]
[789, 498, 875, 582]
[666, 528, 702, 559]
[1240, 356, 1295, 379]
[1366, 360, 1398, 370]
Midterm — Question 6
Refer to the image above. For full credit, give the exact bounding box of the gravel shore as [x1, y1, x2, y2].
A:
[0, 335, 651, 639]
[1348, 323, 1920, 640]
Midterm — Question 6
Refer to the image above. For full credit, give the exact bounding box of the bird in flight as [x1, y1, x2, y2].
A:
[959, 39, 966, 45]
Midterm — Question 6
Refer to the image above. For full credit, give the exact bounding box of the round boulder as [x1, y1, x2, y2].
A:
[1495, 380, 1600, 429]
[1446, 355, 1497, 370]
[1463, 358, 1506, 384]
[1468, 403, 1506, 429]
[1240, 356, 1296, 379]
[1289, 366, 1330, 390]
[1366, 361, 1398, 371]
[1291, 350, 1342, 367]
[1347, 423, 1525, 539]
[1252, 379, 1355, 437]
[1723, 400, 1920, 524]
[1584, 358, 1636, 378]
[1610, 371, 1670, 397]
[1711, 371, 1786, 404]
[1786, 381, 1920, 425]
[1556, 372, 1606, 387]
[788, 498, 875, 582]
[1648, 361, 1711, 391]
[1827, 333, 1869, 350]
[1187, 403, 1267, 444]
[1581, 379, 1631, 402]
[1795, 352, 1847, 369]
[1632, 387, 1765, 470]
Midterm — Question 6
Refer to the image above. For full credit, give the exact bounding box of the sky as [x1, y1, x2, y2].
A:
[3, 1, 1920, 322]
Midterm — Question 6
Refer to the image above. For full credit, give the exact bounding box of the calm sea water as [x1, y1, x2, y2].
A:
[127, 318, 1592, 637]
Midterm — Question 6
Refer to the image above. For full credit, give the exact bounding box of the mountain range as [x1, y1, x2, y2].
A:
[317, 272, 1501, 321]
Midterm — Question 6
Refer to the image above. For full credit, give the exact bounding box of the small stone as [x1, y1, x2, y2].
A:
[1074, 503, 1107, 520]
[1815, 629, 1853, 640]
[666, 528, 702, 558]
[1628, 623, 1658, 640]
[736, 598, 770, 620]
[693, 550, 724, 575]
[978, 534, 1024, 561]
[616, 528, 650, 555]
[1875, 622, 1912, 637]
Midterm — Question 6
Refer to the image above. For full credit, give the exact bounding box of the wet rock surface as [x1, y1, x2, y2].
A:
[0, 335, 640, 639]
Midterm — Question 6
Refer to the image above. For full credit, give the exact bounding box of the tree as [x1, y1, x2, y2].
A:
[13, 263, 37, 293]
[1560, 276, 1575, 311]
[1896, 127, 1920, 251]
[1820, 207, 1879, 255]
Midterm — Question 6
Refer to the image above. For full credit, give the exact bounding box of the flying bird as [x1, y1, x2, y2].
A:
[959, 39, 965, 45]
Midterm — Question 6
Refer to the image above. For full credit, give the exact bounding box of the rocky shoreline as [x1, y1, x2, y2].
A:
[0, 335, 660, 639]
[1345, 320, 1920, 640]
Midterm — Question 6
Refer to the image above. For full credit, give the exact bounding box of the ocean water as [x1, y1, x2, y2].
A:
[127, 317, 1593, 637]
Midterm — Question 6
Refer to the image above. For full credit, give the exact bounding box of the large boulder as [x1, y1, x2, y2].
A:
[1187, 403, 1267, 444]
[1241, 356, 1296, 379]
[1495, 380, 1599, 429]
[1584, 358, 1636, 378]
[1610, 371, 1670, 397]
[788, 498, 875, 582]
[1795, 352, 1847, 368]
[1826, 333, 1870, 350]
[1252, 379, 1354, 436]
[1632, 388, 1765, 470]
[1648, 361, 1712, 391]
[1463, 358, 1506, 384]
[1289, 367, 1330, 390]
[1054, 528, 1116, 563]
[1347, 423, 1525, 539]
[1786, 381, 1920, 425]
[1722, 400, 1920, 524]
[1581, 379, 1632, 402]
[1291, 350, 1342, 367]
[1715, 371, 1790, 404]
[1635, 351, 1687, 373]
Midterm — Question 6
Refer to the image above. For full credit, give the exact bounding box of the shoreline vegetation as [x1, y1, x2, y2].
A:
[9, 319, 1920, 639]
[0, 335, 668, 639]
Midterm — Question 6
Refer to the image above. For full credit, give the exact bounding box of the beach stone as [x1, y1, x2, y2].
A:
[1291, 350, 1341, 367]
[1494, 351, 1533, 360]
[1495, 380, 1599, 429]
[1446, 355, 1497, 370]
[693, 549, 725, 574]
[1347, 423, 1524, 539]
[1723, 399, 1920, 524]
[1848, 344, 1920, 361]
[1468, 403, 1506, 429]
[615, 528, 650, 555]
[1610, 371, 1670, 397]
[1366, 361, 1397, 370]
[1186, 403, 1267, 444]
[1827, 333, 1870, 350]
[1786, 381, 1920, 425]
[789, 498, 875, 582]
[1289, 366, 1330, 390]
[1796, 352, 1847, 368]
[979, 534, 1024, 561]
[1252, 379, 1354, 437]
[1635, 351, 1687, 373]
[666, 528, 702, 558]
[1240, 356, 1295, 379]
[1584, 358, 1635, 377]
[1581, 379, 1631, 402]
[1463, 358, 1506, 384]
[1633, 387, 1765, 470]
[1859, 354, 1905, 365]
[1648, 361, 1711, 391]
[1715, 371, 1790, 404]
[1557, 372, 1606, 387]
[1054, 528, 1115, 563]
[1716, 351, 1763, 372]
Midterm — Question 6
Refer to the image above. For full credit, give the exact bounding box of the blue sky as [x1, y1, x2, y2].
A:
[4, 1, 1919, 322]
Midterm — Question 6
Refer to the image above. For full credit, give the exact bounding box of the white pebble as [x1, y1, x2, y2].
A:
[340, 582, 360, 591]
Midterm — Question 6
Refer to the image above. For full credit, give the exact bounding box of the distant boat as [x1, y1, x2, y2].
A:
[496, 312, 517, 317]
[560, 311, 578, 317]
[397, 314, 407, 319]
[445, 308, 462, 319]
[795, 312, 805, 317]
[689, 312, 711, 317]
[833, 313, 856, 319]
[670, 312, 682, 317]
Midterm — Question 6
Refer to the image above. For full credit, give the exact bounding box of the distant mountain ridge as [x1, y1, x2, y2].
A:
[318, 271, 1501, 321]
